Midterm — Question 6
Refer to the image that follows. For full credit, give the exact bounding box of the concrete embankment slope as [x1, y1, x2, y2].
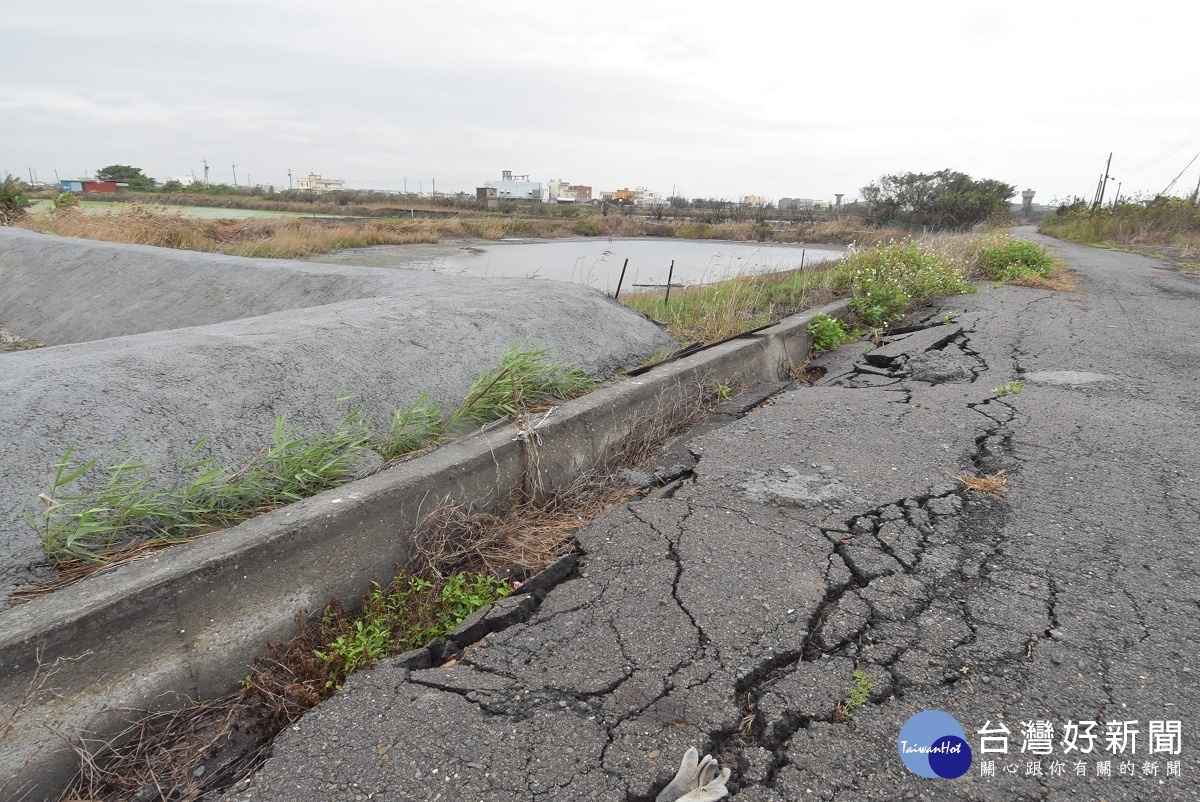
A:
[0, 228, 675, 599]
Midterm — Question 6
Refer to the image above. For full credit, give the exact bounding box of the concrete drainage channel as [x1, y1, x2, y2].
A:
[0, 300, 842, 799]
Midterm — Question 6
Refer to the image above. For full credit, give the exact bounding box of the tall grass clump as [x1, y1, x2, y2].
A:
[832, 240, 971, 327]
[1040, 197, 1200, 254]
[16, 206, 442, 256]
[451, 344, 597, 427]
[621, 267, 836, 343]
[975, 232, 1053, 280]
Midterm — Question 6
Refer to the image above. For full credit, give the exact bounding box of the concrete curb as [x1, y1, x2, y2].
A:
[0, 300, 847, 799]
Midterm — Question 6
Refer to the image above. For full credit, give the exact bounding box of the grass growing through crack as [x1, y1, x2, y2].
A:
[994, 380, 1024, 397]
[833, 668, 874, 722]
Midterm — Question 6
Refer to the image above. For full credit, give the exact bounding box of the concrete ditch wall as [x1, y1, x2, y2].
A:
[0, 298, 839, 800]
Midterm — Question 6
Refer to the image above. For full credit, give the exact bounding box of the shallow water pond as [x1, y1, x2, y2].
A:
[305, 237, 843, 292]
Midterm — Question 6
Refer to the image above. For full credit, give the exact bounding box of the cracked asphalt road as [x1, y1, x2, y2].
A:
[227, 233, 1200, 801]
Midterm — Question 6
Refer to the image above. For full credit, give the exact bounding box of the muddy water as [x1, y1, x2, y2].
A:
[304, 238, 843, 292]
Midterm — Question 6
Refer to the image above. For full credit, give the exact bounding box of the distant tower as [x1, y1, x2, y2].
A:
[1021, 189, 1036, 218]
[834, 193, 845, 211]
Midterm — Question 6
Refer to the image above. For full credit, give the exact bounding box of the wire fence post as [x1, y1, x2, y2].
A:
[614, 258, 629, 300]
[664, 260, 675, 303]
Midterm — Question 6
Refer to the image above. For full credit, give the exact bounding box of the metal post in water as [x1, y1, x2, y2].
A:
[801, 249, 806, 271]
[614, 258, 629, 300]
[664, 260, 675, 303]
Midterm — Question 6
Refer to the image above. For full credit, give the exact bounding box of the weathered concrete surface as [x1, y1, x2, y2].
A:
[0, 228, 675, 599]
[230, 232, 1200, 800]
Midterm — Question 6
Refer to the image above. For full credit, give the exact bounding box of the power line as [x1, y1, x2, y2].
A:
[1118, 121, 1200, 171]
[1160, 151, 1200, 196]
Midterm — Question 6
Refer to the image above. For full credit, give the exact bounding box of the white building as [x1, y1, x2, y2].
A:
[296, 173, 345, 192]
[547, 179, 578, 204]
[779, 197, 830, 211]
[481, 170, 543, 201]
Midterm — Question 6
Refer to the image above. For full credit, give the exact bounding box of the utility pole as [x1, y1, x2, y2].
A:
[404, 178, 407, 195]
[232, 163, 238, 188]
[432, 178, 435, 198]
[28, 167, 34, 185]
[1093, 152, 1112, 210]
[203, 157, 209, 185]
[287, 169, 292, 191]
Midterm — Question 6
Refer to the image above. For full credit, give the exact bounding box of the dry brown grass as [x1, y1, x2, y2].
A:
[0, 324, 45, 352]
[16, 206, 443, 257]
[953, 469, 1008, 499]
[1009, 265, 1082, 292]
[18, 204, 887, 259]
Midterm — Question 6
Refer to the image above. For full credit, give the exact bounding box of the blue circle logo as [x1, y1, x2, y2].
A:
[898, 710, 973, 779]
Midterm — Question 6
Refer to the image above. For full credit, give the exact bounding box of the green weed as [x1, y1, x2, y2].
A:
[29, 400, 374, 564]
[994, 380, 1024, 397]
[451, 344, 597, 428]
[807, 312, 849, 352]
[976, 233, 1053, 281]
[621, 268, 836, 343]
[835, 668, 873, 721]
[314, 572, 511, 688]
[832, 241, 971, 327]
[380, 393, 445, 460]
[1, 174, 31, 225]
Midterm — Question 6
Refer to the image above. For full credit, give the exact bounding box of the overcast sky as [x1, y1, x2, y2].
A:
[6, 1, 1198, 204]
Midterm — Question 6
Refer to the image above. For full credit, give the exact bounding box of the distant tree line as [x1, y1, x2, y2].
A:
[860, 169, 1015, 229]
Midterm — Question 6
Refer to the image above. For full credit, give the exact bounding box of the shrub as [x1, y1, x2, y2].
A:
[832, 240, 971, 327]
[1, 174, 31, 225]
[573, 217, 599, 236]
[976, 234, 1053, 280]
[808, 312, 849, 351]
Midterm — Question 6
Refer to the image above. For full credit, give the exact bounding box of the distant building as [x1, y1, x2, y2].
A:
[570, 184, 592, 201]
[478, 170, 543, 202]
[296, 173, 345, 192]
[605, 186, 664, 206]
[778, 197, 830, 211]
[170, 175, 195, 187]
[60, 179, 119, 193]
[740, 195, 768, 207]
